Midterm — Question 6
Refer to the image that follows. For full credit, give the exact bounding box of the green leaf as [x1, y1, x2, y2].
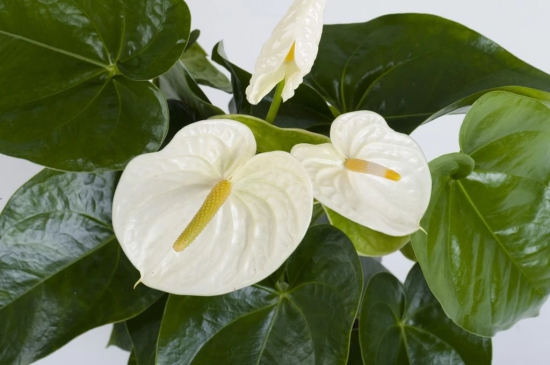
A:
[157, 225, 363, 365]
[412, 91, 550, 336]
[185, 29, 201, 51]
[214, 114, 330, 153]
[324, 206, 409, 256]
[359, 257, 388, 290]
[212, 42, 253, 114]
[306, 14, 550, 134]
[212, 42, 334, 131]
[0, 0, 190, 171]
[310, 202, 329, 226]
[400, 243, 417, 262]
[360, 266, 492, 365]
[181, 42, 232, 93]
[128, 351, 138, 365]
[108, 322, 133, 352]
[160, 60, 225, 120]
[348, 329, 363, 365]
[0, 170, 162, 364]
[126, 296, 168, 365]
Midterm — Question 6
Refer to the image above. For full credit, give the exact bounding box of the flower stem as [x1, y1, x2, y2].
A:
[265, 80, 285, 124]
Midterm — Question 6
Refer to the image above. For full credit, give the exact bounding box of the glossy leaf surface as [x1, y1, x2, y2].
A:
[0, 0, 190, 171]
[0, 170, 162, 364]
[157, 225, 362, 365]
[212, 42, 333, 130]
[412, 92, 550, 336]
[360, 266, 492, 365]
[214, 114, 329, 152]
[306, 14, 550, 134]
[325, 206, 409, 256]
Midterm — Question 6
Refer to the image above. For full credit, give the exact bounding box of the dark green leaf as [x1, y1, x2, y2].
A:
[324, 206, 409, 256]
[126, 296, 168, 365]
[212, 42, 252, 114]
[128, 351, 138, 365]
[215, 114, 329, 153]
[212, 42, 334, 130]
[348, 329, 363, 365]
[310, 202, 329, 226]
[306, 14, 550, 134]
[360, 266, 492, 365]
[400, 243, 417, 262]
[157, 225, 363, 365]
[412, 91, 550, 336]
[0, 0, 190, 171]
[108, 322, 133, 352]
[0, 170, 162, 364]
[186, 29, 201, 50]
[359, 257, 388, 291]
[181, 42, 232, 93]
[160, 61, 224, 120]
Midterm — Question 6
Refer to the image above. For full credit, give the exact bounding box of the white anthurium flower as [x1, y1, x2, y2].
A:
[112, 120, 313, 296]
[246, 0, 327, 104]
[291, 111, 432, 237]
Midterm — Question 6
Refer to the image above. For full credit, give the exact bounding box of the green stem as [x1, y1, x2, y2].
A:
[265, 81, 285, 124]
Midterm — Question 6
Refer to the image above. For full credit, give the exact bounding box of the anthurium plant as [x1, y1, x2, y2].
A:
[1, 1, 549, 364]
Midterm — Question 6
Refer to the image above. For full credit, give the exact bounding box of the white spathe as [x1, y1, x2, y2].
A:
[246, 0, 327, 105]
[112, 120, 313, 296]
[291, 111, 432, 236]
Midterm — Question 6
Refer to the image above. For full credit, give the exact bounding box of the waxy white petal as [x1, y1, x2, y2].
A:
[246, 0, 327, 104]
[113, 120, 312, 296]
[291, 111, 431, 236]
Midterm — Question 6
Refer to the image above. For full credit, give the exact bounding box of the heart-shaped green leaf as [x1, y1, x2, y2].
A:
[181, 38, 232, 93]
[412, 91, 550, 336]
[0, 0, 190, 171]
[324, 206, 409, 256]
[215, 114, 330, 153]
[306, 14, 550, 134]
[157, 225, 362, 365]
[212, 42, 334, 131]
[360, 265, 492, 365]
[0, 170, 162, 364]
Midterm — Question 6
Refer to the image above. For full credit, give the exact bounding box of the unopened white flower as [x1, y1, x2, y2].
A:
[113, 120, 313, 296]
[291, 111, 431, 236]
[246, 0, 327, 104]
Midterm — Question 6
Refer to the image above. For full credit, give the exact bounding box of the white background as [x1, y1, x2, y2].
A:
[0, 0, 547, 364]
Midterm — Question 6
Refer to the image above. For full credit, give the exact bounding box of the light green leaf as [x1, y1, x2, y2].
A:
[412, 91, 550, 336]
[157, 225, 363, 365]
[214, 114, 330, 153]
[306, 14, 550, 134]
[0, 170, 162, 364]
[360, 266, 492, 365]
[324, 206, 409, 256]
[0, 0, 190, 171]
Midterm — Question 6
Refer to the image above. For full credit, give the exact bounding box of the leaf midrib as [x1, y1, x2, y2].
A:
[0, 233, 116, 311]
[456, 180, 545, 297]
[0, 29, 110, 69]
